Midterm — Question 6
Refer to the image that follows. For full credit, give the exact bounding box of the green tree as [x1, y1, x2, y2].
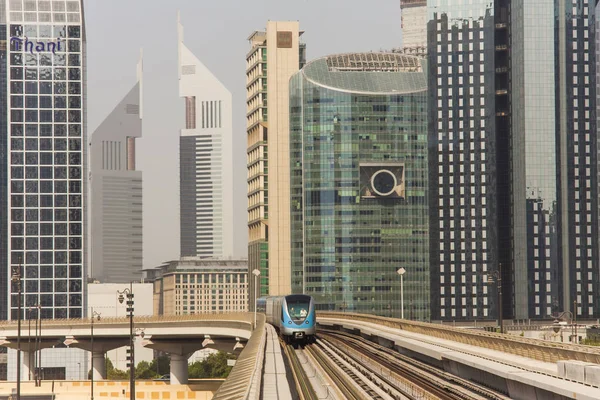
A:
[87, 356, 169, 380]
[149, 355, 170, 377]
[188, 352, 236, 379]
[135, 360, 159, 379]
[106, 358, 129, 380]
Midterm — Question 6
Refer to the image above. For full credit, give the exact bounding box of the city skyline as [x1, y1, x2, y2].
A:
[3, 0, 600, 394]
[83, 0, 404, 270]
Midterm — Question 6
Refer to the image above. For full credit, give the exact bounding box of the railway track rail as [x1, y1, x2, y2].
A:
[305, 339, 392, 400]
[280, 338, 319, 400]
[320, 329, 510, 400]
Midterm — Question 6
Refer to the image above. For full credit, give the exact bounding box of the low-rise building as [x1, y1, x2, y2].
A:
[145, 258, 248, 315]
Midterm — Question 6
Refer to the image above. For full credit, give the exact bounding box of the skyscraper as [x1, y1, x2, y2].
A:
[89, 55, 143, 284]
[428, 0, 505, 322]
[1, 0, 87, 321]
[597, 9, 600, 265]
[428, 0, 599, 321]
[178, 15, 233, 260]
[399, 0, 427, 55]
[246, 22, 305, 306]
[290, 52, 429, 319]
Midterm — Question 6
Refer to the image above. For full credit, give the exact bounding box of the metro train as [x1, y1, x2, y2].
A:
[257, 294, 316, 343]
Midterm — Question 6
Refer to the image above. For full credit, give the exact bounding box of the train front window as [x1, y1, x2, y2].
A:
[287, 300, 309, 321]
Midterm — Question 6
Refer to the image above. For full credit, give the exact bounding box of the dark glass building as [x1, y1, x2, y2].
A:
[0, 0, 87, 321]
[290, 53, 430, 319]
[0, 2, 9, 325]
[428, 0, 599, 322]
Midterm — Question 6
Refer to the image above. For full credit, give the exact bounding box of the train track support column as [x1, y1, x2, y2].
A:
[170, 354, 190, 384]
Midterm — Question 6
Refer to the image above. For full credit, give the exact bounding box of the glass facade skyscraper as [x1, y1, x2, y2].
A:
[290, 53, 429, 319]
[1, 0, 86, 321]
[554, 0, 599, 320]
[428, 0, 507, 321]
[428, 0, 600, 321]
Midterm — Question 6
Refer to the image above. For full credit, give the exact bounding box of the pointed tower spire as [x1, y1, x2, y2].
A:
[177, 11, 183, 79]
[137, 48, 144, 119]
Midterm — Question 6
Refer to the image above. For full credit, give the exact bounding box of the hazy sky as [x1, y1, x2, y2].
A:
[83, 0, 403, 270]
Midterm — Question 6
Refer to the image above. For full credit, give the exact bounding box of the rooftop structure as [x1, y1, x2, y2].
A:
[325, 52, 422, 72]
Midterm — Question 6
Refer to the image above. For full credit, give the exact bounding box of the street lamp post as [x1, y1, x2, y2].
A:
[27, 307, 32, 381]
[26, 305, 39, 383]
[11, 264, 22, 400]
[117, 283, 135, 400]
[34, 309, 39, 384]
[573, 300, 578, 344]
[550, 311, 574, 343]
[487, 263, 503, 334]
[90, 308, 101, 400]
[397, 268, 406, 319]
[252, 270, 261, 329]
[36, 305, 41, 386]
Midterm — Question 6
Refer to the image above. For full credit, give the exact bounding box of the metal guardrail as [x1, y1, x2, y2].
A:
[212, 314, 266, 400]
[319, 312, 600, 364]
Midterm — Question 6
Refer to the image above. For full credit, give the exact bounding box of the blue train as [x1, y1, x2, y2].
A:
[257, 294, 316, 343]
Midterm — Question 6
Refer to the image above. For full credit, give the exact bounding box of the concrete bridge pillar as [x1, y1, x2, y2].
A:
[92, 352, 106, 380]
[170, 354, 190, 385]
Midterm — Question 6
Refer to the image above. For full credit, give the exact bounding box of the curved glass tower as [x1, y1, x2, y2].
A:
[290, 53, 429, 320]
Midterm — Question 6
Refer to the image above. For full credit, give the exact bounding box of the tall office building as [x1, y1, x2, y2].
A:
[596, 7, 600, 293]
[89, 55, 143, 283]
[178, 15, 233, 260]
[399, 0, 426, 55]
[246, 22, 305, 307]
[428, 0, 599, 321]
[290, 53, 429, 319]
[1, 0, 87, 321]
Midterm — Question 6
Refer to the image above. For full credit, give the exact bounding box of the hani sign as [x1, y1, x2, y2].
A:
[10, 36, 63, 54]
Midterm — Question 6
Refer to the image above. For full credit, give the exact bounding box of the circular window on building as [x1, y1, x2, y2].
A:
[371, 170, 397, 196]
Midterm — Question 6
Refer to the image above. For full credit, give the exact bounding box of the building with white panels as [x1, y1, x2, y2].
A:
[399, 0, 426, 55]
[89, 55, 143, 284]
[178, 14, 233, 260]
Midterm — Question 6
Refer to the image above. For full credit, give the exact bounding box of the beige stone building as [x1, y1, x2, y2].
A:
[246, 22, 306, 307]
[145, 258, 248, 315]
[395, 0, 427, 57]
